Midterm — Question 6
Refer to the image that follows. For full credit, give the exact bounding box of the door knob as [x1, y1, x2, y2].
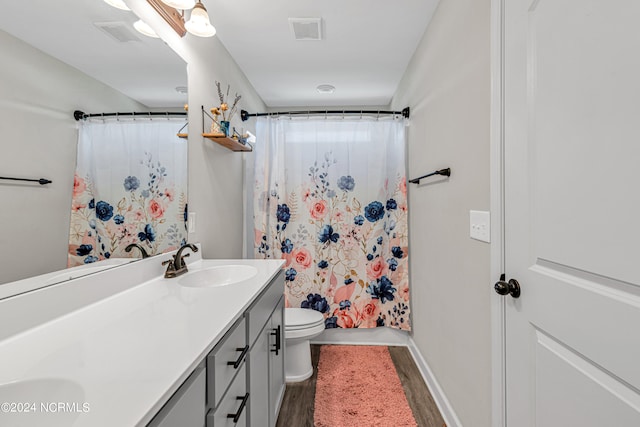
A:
[494, 278, 521, 298]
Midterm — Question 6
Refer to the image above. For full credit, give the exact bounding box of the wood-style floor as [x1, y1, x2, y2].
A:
[276, 345, 446, 427]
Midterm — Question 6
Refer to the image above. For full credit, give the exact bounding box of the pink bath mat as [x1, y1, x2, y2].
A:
[314, 345, 417, 427]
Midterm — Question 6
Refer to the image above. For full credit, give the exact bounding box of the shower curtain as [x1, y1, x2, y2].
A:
[252, 117, 410, 330]
[68, 119, 188, 267]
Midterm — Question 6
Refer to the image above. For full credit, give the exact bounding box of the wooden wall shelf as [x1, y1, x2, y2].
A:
[177, 133, 188, 139]
[202, 133, 252, 152]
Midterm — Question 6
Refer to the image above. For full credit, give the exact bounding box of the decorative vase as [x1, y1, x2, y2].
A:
[220, 121, 230, 136]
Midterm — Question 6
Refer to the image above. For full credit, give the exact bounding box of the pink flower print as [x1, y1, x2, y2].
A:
[332, 210, 344, 222]
[400, 177, 407, 196]
[148, 199, 165, 219]
[73, 174, 87, 198]
[333, 281, 356, 304]
[292, 247, 312, 269]
[399, 281, 410, 302]
[164, 188, 174, 201]
[310, 199, 328, 220]
[335, 306, 360, 328]
[72, 201, 86, 211]
[358, 300, 381, 328]
[302, 188, 311, 202]
[366, 257, 388, 281]
[134, 210, 145, 221]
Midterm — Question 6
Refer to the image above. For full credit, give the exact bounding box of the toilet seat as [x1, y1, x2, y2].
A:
[285, 308, 325, 330]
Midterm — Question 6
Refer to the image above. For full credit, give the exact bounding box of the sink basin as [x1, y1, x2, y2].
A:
[0, 378, 85, 426]
[178, 265, 258, 288]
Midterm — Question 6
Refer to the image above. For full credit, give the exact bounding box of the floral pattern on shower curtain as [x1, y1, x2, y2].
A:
[253, 118, 410, 330]
[68, 119, 188, 267]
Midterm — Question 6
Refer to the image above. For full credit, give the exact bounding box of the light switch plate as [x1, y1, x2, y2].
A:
[470, 210, 490, 243]
[188, 212, 196, 233]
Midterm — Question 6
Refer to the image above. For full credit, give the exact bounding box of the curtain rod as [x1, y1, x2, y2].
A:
[73, 110, 187, 121]
[240, 107, 410, 122]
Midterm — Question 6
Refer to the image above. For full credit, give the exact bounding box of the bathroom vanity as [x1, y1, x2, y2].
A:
[0, 248, 285, 426]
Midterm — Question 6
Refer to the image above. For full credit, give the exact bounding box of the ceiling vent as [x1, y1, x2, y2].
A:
[94, 21, 141, 43]
[289, 18, 322, 41]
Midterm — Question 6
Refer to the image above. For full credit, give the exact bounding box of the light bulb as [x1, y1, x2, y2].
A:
[160, 0, 196, 10]
[185, 2, 216, 37]
[104, 0, 130, 11]
[133, 20, 160, 38]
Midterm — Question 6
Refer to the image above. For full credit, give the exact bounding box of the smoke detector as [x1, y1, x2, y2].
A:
[317, 84, 335, 94]
[289, 18, 323, 41]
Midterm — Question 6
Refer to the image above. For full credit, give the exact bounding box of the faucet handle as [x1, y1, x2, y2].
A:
[162, 257, 175, 267]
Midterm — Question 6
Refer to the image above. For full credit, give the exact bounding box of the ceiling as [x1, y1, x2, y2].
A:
[0, 0, 188, 108]
[0, 0, 438, 109]
[210, 0, 438, 107]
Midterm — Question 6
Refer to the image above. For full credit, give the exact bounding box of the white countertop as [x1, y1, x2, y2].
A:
[0, 257, 284, 427]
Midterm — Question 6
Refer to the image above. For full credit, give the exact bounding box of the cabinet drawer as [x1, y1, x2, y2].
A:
[246, 271, 284, 347]
[208, 317, 247, 409]
[148, 363, 206, 427]
[206, 363, 248, 427]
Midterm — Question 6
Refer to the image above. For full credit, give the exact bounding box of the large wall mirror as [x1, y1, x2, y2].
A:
[0, 0, 188, 294]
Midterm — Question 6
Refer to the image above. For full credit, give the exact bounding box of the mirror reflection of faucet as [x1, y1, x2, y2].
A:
[163, 243, 199, 278]
[124, 243, 149, 259]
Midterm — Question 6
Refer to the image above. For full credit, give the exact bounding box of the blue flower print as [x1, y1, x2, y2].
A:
[366, 276, 397, 303]
[281, 238, 294, 254]
[89, 219, 96, 230]
[113, 214, 125, 225]
[184, 204, 188, 223]
[339, 300, 352, 310]
[141, 190, 150, 199]
[377, 236, 383, 245]
[318, 225, 339, 244]
[367, 254, 374, 261]
[391, 246, 404, 259]
[88, 199, 95, 209]
[84, 255, 99, 264]
[344, 278, 354, 285]
[104, 252, 111, 259]
[386, 199, 398, 210]
[277, 204, 291, 223]
[354, 215, 365, 226]
[123, 176, 140, 192]
[76, 244, 93, 256]
[364, 201, 385, 222]
[326, 189, 336, 199]
[337, 175, 355, 192]
[376, 316, 385, 327]
[325, 316, 338, 329]
[95, 201, 113, 222]
[387, 258, 398, 271]
[138, 224, 156, 242]
[318, 260, 329, 269]
[301, 293, 330, 313]
[285, 268, 297, 281]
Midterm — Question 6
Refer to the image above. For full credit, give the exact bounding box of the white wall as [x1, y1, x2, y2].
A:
[0, 30, 146, 284]
[391, 0, 492, 426]
[127, 1, 266, 259]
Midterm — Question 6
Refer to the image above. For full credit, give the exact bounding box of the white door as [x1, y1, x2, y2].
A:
[501, 0, 640, 425]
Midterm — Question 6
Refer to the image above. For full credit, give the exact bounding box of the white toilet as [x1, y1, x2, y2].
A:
[284, 308, 325, 382]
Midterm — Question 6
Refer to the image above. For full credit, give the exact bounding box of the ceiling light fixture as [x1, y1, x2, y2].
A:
[133, 19, 160, 38]
[185, 1, 216, 37]
[317, 84, 336, 94]
[160, 0, 196, 9]
[103, 0, 130, 11]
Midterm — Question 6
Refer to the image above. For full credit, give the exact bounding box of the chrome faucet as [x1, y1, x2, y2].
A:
[124, 243, 149, 258]
[163, 243, 199, 278]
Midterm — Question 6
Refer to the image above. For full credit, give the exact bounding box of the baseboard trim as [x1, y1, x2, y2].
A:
[407, 337, 463, 427]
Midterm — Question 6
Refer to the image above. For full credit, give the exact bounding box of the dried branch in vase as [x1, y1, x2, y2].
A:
[214, 81, 242, 122]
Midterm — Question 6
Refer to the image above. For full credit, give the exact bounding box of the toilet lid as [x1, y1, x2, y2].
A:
[286, 308, 325, 328]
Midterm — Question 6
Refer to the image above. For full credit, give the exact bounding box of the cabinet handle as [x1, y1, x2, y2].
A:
[227, 393, 250, 423]
[270, 325, 281, 355]
[227, 345, 249, 369]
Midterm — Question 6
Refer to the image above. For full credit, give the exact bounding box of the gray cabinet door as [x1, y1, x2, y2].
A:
[268, 297, 285, 427]
[248, 326, 269, 426]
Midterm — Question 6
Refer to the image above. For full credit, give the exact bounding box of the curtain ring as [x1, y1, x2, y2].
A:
[377, 110, 380, 120]
[342, 110, 345, 120]
[166, 112, 169, 120]
[307, 110, 310, 119]
[148, 112, 152, 121]
[360, 110, 363, 119]
[116, 112, 119, 121]
[325, 110, 328, 120]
